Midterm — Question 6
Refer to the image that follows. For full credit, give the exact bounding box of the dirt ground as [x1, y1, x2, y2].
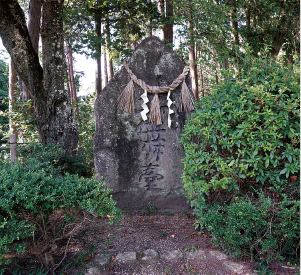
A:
[3, 209, 299, 275]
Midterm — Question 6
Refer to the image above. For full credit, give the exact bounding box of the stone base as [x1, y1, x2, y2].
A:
[112, 191, 190, 211]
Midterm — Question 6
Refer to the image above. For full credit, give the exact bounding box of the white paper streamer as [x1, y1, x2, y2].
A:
[167, 90, 174, 128]
[140, 90, 149, 121]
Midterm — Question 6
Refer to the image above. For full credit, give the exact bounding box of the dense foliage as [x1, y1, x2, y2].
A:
[64, 0, 160, 58]
[0, 57, 8, 145]
[0, 144, 121, 272]
[75, 93, 97, 174]
[18, 142, 93, 178]
[181, 56, 300, 260]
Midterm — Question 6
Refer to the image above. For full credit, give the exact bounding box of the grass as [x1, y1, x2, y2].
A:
[253, 260, 273, 275]
[184, 244, 199, 253]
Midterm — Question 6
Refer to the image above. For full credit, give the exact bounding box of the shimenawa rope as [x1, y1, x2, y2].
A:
[117, 62, 194, 126]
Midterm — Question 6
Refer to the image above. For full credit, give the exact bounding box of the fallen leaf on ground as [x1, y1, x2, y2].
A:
[84, 256, 91, 262]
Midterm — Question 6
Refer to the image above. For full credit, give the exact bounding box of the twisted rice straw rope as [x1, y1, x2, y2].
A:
[123, 62, 190, 94]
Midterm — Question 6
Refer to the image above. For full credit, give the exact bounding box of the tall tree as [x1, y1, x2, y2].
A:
[159, 0, 173, 45]
[64, 0, 160, 62]
[229, 1, 239, 48]
[0, 0, 79, 154]
[104, 48, 109, 86]
[95, 3, 102, 96]
[9, 59, 17, 135]
[0, 57, 8, 145]
[188, 20, 199, 99]
[21, 0, 41, 101]
[65, 41, 79, 116]
[163, 0, 173, 45]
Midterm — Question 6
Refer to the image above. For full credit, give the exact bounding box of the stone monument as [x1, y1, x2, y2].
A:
[94, 36, 194, 210]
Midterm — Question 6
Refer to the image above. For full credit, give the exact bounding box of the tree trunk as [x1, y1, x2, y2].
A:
[0, 0, 79, 154]
[9, 59, 17, 135]
[104, 21, 114, 81]
[109, 57, 114, 80]
[104, 48, 108, 86]
[41, 0, 79, 153]
[163, 0, 173, 45]
[199, 65, 204, 97]
[148, 0, 152, 36]
[22, 0, 41, 102]
[64, 56, 71, 99]
[28, 0, 41, 53]
[187, 21, 199, 100]
[230, 8, 239, 47]
[196, 50, 204, 97]
[18, 75, 26, 100]
[95, 11, 102, 96]
[66, 41, 79, 116]
[213, 57, 219, 85]
[159, 0, 173, 46]
[158, 0, 164, 18]
[270, 8, 289, 57]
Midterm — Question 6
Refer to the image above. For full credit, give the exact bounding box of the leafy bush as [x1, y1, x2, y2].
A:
[18, 143, 93, 177]
[181, 57, 300, 260]
[74, 93, 96, 174]
[0, 88, 39, 143]
[0, 144, 121, 272]
[0, 58, 8, 146]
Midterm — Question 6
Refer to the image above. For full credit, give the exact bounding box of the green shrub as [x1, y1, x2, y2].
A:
[75, 93, 96, 174]
[17, 143, 93, 177]
[0, 145, 121, 272]
[181, 57, 300, 260]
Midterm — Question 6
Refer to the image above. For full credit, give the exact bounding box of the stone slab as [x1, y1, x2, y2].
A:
[161, 250, 183, 261]
[115, 251, 137, 263]
[140, 249, 159, 262]
[224, 261, 244, 273]
[93, 253, 111, 266]
[85, 267, 102, 275]
[185, 249, 206, 260]
[94, 36, 194, 210]
[209, 250, 228, 261]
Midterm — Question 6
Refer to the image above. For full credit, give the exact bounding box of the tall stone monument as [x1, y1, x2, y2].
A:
[94, 36, 194, 210]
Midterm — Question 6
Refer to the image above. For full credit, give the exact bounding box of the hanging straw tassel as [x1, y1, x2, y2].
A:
[117, 80, 135, 113]
[149, 93, 162, 125]
[179, 80, 195, 112]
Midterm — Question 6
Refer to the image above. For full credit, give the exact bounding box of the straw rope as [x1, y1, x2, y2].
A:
[124, 62, 190, 93]
[117, 62, 194, 126]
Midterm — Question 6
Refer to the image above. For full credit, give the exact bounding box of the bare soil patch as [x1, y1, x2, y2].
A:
[3, 210, 299, 275]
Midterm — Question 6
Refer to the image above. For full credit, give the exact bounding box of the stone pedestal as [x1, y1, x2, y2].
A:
[94, 36, 194, 210]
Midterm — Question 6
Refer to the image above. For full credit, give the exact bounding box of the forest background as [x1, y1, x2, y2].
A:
[0, 0, 299, 150]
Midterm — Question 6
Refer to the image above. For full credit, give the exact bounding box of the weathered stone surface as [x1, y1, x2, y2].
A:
[224, 261, 244, 273]
[93, 253, 111, 265]
[161, 250, 183, 261]
[85, 267, 102, 275]
[115, 251, 137, 263]
[94, 36, 194, 210]
[184, 249, 206, 260]
[209, 250, 228, 261]
[140, 249, 159, 262]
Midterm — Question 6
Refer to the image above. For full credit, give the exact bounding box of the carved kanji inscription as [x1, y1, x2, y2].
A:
[139, 163, 164, 191]
[136, 122, 166, 161]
